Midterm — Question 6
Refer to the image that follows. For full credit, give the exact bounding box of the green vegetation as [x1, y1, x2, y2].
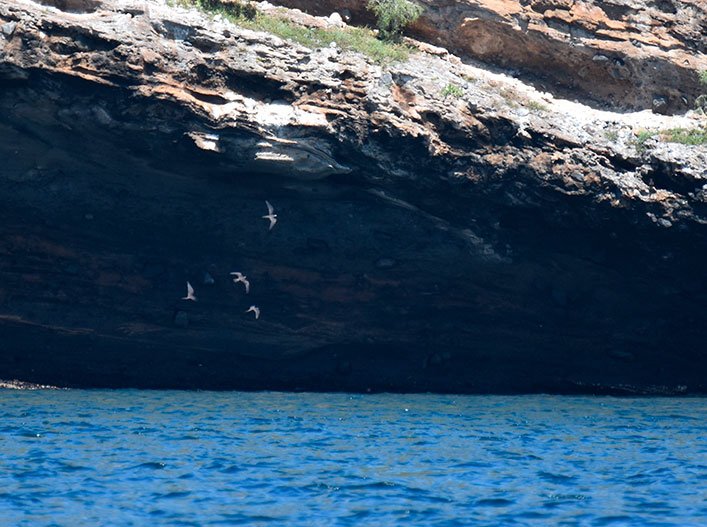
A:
[635, 130, 655, 143]
[367, 0, 424, 42]
[194, 0, 257, 19]
[691, 69, 707, 112]
[696, 71, 707, 112]
[172, 0, 412, 64]
[633, 129, 656, 152]
[695, 95, 707, 113]
[604, 130, 618, 142]
[525, 100, 549, 113]
[632, 127, 707, 151]
[441, 83, 464, 98]
[660, 127, 707, 146]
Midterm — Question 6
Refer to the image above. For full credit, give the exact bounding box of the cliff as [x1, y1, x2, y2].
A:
[0, 0, 706, 393]
[275, 0, 707, 114]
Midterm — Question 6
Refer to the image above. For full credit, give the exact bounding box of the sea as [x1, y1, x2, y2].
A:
[0, 390, 705, 526]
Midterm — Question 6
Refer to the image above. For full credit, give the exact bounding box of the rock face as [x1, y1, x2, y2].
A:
[0, 0, 705, 393]
[273, 0, 707, 114]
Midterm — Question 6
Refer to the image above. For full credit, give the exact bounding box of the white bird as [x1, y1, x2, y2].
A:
[262, 200, 277, 231]
[230, 272, 250, 294]
[182, 281, 196, 301]
[245, 305, 260, 319]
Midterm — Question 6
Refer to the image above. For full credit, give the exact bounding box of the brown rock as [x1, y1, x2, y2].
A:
[272, 0, 707, 113]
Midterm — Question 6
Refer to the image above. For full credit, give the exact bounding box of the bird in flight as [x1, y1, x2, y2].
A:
[262, 200, 278, 231]
[182, 281, 196, 301]
[230, 272, 250, 294]
[245, 305, 260, 319]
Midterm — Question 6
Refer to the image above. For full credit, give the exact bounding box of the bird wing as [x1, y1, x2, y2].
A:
[244, 280, 250, 294]
[266, 200, 274, 215]
[269, 216, 277, 230]
[187, 282, 194, 296]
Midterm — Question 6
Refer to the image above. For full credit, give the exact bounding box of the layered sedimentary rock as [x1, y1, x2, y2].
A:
[0, 0, 705, 393]
[273, 0, 707, 114]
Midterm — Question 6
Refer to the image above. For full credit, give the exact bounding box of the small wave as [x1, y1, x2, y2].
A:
[54, 420, 106, 430]
[302, 482, 340, 493]
[56, 462, 89, 472]
[132, 462, 167, 470]
[131, 427, 161, 435]
[154, 491, 192, 500]
[516, 510, 552, 519]
[492, 450, 542, 461]
[544, 493, 588, 501]
[453, 460, 493, 469]
[343, 481, 397, 490]
[219, 513, 280, 524]
[537, 471, 577, 483]
[474, 498, 514, 507]
[18, 431, 43, 438]
[174, 435, 200, 441]
[594, 515, 635, 525]
[339, 509, 372, 520]
[665, 414, 699, 421]
[632, 501, 674, 511]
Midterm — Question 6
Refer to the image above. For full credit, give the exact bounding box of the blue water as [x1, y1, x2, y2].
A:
[0, 391, 705, 526]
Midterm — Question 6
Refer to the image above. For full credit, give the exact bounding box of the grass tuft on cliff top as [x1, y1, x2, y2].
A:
[633, 127, 707, 149]
[440, 83, 464, 98]
[171, 0, 412, 64]
[660, 127, 707, 146]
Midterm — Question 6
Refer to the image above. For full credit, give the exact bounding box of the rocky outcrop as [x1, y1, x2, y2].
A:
[272, 0, 707, 114]
[0, 0, 705, 393]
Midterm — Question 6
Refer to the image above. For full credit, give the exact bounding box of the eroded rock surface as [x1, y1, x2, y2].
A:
[0, 0, 705, 393]
[273, 0, 707, 113]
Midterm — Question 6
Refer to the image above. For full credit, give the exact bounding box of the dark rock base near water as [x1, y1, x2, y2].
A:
[0, 0, 705, 394]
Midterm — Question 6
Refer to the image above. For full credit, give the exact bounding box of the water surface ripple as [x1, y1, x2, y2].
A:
[1, 391, 705, 526]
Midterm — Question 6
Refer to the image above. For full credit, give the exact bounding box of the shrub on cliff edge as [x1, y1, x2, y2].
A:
[696, 70, 707, 113]
[367, 0, 423, 42]
[191, 0, 257, 20]
[172, 0, 411, 64]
